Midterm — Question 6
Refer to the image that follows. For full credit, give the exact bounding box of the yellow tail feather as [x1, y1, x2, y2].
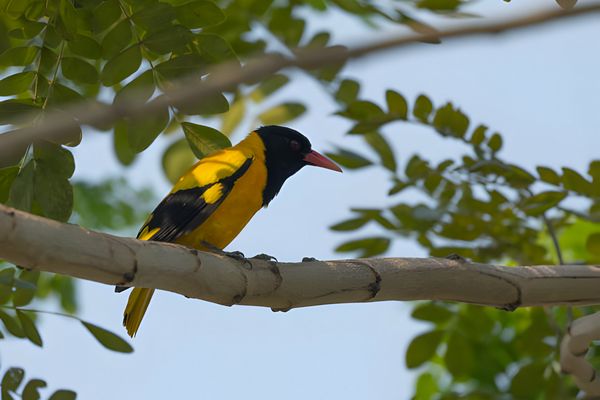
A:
[123, 288, 155, 338]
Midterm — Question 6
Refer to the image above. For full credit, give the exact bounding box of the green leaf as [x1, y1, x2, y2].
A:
[444, 332, 473, 378]
[413, 94, 433, 123]
[155, 54, 205, 81]
[162, 138, 197, 184]
[0, 309, 25, 338]
[259, 102, 306, 125]
[330, 218, 369, 231]
[1, 367, 25, 393]
[114, 70, 155, 108]
[221, 98, 245, 135]
[325, 148, 372, 170]
[58, 0, 79, 37]
[182, 123, 231, 159]
[33, 168, 73, 222]
[68, 34, 102, 59]
[13, 270, 39, 307]
[405, 330, 444, 369]
[341, 100, 385, 121]
[127, 105, 170, 152]
[194, 33, 237, 64]
[113, 122, 136, 166]
[0, 268, 15, 304]
[411, 302, 454, 323]
[250, 74, 290, 102]
[562, 167, 593, 195]
[520, 191, 567, 216]
[22, 378, 47, 400]
[417, 0, 461, 10]
[8, 161, 35, 212]
[0, 100, 39, 125]
[16, 310, 42, 347]
[101, 46, 142, 86]
[176, 0, 225, 28]
[0, 47, 39, 67]
[174, 92, 229, 115]
[81, 321, 133, 353]
[385, 90, 408, 120]
[536, 166, 560, 185]
[131, 2, 176, 32]
[405, 155, 430, 179]
[142, 25, 192, 54]
[588, 160, 600, 182]
[510, 362, 546, 398]
[432, 103, 469, 138]
[61, 57, 99, 84]
[414, 372, 439, 400]
[101, 19, 132, 59]
[586, 233, 600, 256]
[469, 124, 487, 146]
[335, 79, 359, 105]
[48, 84, 84, 107]
[92, 0, 122, 33]
[0, 166, 19, 203]
[9, 22, 45, 40]
[487, 132, 503, 153]
[364, 132, 396, 172]
[34, 142, 75, 178]
[48, 390, 77, 400]
[0, 72, 35, 96]
[335, 236, 390, 257]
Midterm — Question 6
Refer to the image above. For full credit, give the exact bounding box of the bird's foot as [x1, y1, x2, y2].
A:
[201, 241, 252, 269]
[224, 250, 252, 270]
[445, 253, 468, 263]
[251, 253, 278, 262]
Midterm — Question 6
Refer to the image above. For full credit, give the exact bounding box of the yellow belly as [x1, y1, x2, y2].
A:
[174, 159, 266, 250]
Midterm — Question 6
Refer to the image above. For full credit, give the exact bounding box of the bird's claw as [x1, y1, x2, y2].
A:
[201, 242, 252, 269]
[445, 253, 467, 263]
[251, 253, 278, 263]
[224, 250, 252, 270]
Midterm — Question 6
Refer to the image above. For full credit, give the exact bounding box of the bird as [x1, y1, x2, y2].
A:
[117, 125, 342, 337]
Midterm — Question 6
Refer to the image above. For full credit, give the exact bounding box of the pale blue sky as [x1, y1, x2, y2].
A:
[4, 2, 600, 399]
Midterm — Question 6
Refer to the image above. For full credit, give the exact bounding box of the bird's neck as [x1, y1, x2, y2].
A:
[237, 132, 267, 161]
[236, 132, 282, 206]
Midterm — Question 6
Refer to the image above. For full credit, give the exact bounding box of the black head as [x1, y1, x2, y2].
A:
[256, 125, 341, 206]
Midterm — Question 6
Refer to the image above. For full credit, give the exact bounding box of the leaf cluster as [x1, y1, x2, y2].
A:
[329, 88, 600, 397]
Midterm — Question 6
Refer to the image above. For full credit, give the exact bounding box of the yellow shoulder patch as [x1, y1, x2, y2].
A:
[202, 183, 224, 204]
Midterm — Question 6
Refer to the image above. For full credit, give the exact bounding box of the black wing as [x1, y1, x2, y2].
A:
[138, 157, 253, 243]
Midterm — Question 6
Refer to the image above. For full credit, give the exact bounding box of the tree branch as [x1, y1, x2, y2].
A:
[1, 4, 600, 163]
[2, 204, 600, 310]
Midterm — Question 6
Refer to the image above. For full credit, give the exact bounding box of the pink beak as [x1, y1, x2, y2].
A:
[303, 150, 343, 173]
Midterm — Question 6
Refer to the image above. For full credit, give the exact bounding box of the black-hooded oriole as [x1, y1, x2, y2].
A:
[117, 125, 342, 337]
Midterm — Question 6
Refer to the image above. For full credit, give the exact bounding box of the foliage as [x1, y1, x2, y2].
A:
[0, 0, 590, 398]
[329, 90, 600, 398]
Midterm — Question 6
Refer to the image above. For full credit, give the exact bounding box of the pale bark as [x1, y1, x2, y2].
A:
[561, 312, 600, 397]
[2, 204, 600, 310]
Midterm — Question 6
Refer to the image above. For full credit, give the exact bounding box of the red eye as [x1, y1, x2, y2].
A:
[290, 140, 301, 151]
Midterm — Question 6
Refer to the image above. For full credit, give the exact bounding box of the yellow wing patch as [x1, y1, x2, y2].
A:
[138, 226, 160, 241]
[202, 183, 224, 204]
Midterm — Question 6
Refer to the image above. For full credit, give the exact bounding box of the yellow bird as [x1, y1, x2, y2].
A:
[117, 125, 342, 337]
